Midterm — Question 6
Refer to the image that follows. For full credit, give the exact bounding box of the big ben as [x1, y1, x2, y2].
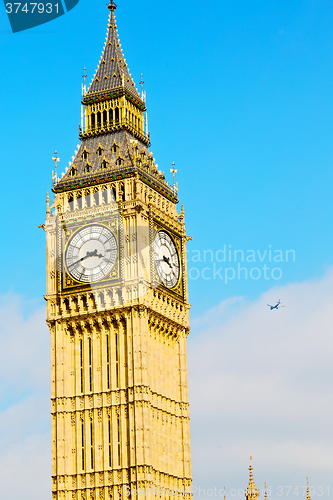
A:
[44, 2, 192, 500]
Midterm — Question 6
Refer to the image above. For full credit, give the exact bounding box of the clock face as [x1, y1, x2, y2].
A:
[154, 231, 180, 288]
[65, 225, 117, 283]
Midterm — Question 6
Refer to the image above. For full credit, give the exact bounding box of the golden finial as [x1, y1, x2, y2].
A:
[107, 0, 117, 11]
[170, 162, 177, 196]
[249, 455, 253, 477]
[52, 150, 60, 179]
[264, 482, 267, 500]
[223, 486, 226, 500]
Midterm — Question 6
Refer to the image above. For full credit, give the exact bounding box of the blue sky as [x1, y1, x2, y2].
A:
[0, 0, 333, 498]
[1, 0, 333, 312]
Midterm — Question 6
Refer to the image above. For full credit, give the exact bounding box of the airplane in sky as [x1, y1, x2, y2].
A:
[267, 299, 284, 310]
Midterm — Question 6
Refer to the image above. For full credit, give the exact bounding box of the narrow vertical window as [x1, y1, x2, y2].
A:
[106, 335, 110, 390]
[115, 107, 119, 123]
[89, 338, 93, 392]
[108, 416, 112, 467]
[68, 193, 74, 211]
[81, 421, 85, 470]
[90, 421, 94, 469]
[77, 193, 82, 210]
[115, 332, 119, 388]
[103, 110, 107, 127]
[109, 108, 113, 125]
[97, 111, 101, 128]
[80, 339, 84, 393]
[91, 113, 95, 130]
[117, 415, 121, 466]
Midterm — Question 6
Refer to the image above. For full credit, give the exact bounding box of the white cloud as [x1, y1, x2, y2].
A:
[0, 270, 333, 500]
[0, 294, 50, 398]
[0, 395, 51, 500]
[188, 269, 333, 495]
[0, 294, 50, 500]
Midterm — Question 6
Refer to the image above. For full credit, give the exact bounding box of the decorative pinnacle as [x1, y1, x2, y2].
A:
[107, 0, 117, 11]
[139, 73, 145, 92]
[82, 67, 87, 85]
[52, 150, 60, 175]
[306, 478, 311, 500]
[170, 162, 177, 195]
[246, 456, 259, 500]
[249, 455, 254, 480]
[46, 191, 50, 216]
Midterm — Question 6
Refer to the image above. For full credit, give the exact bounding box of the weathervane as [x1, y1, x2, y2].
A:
[170, 162, 177, 195]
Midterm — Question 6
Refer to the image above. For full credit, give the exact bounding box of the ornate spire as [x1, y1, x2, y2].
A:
[245, 456, 260, 500]
[306, 478, 311, 500]
[84, 2, 142, 102]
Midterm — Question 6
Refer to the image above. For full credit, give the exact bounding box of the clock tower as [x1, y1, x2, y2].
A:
[45, 2, 192, 500]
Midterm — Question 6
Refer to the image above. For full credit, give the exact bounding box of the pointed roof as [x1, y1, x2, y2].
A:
[245, 456, 260, 500]
[84, 1, 141, 102]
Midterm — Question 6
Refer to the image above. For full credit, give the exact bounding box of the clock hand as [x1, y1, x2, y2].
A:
[89, 249, 105, 259]
[68, 252, 89, 269]
[162, 255, 172, 269]
[68, 250, 99, 269]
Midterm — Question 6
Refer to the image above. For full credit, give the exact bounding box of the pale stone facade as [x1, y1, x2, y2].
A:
[45, 3, 192, 500]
